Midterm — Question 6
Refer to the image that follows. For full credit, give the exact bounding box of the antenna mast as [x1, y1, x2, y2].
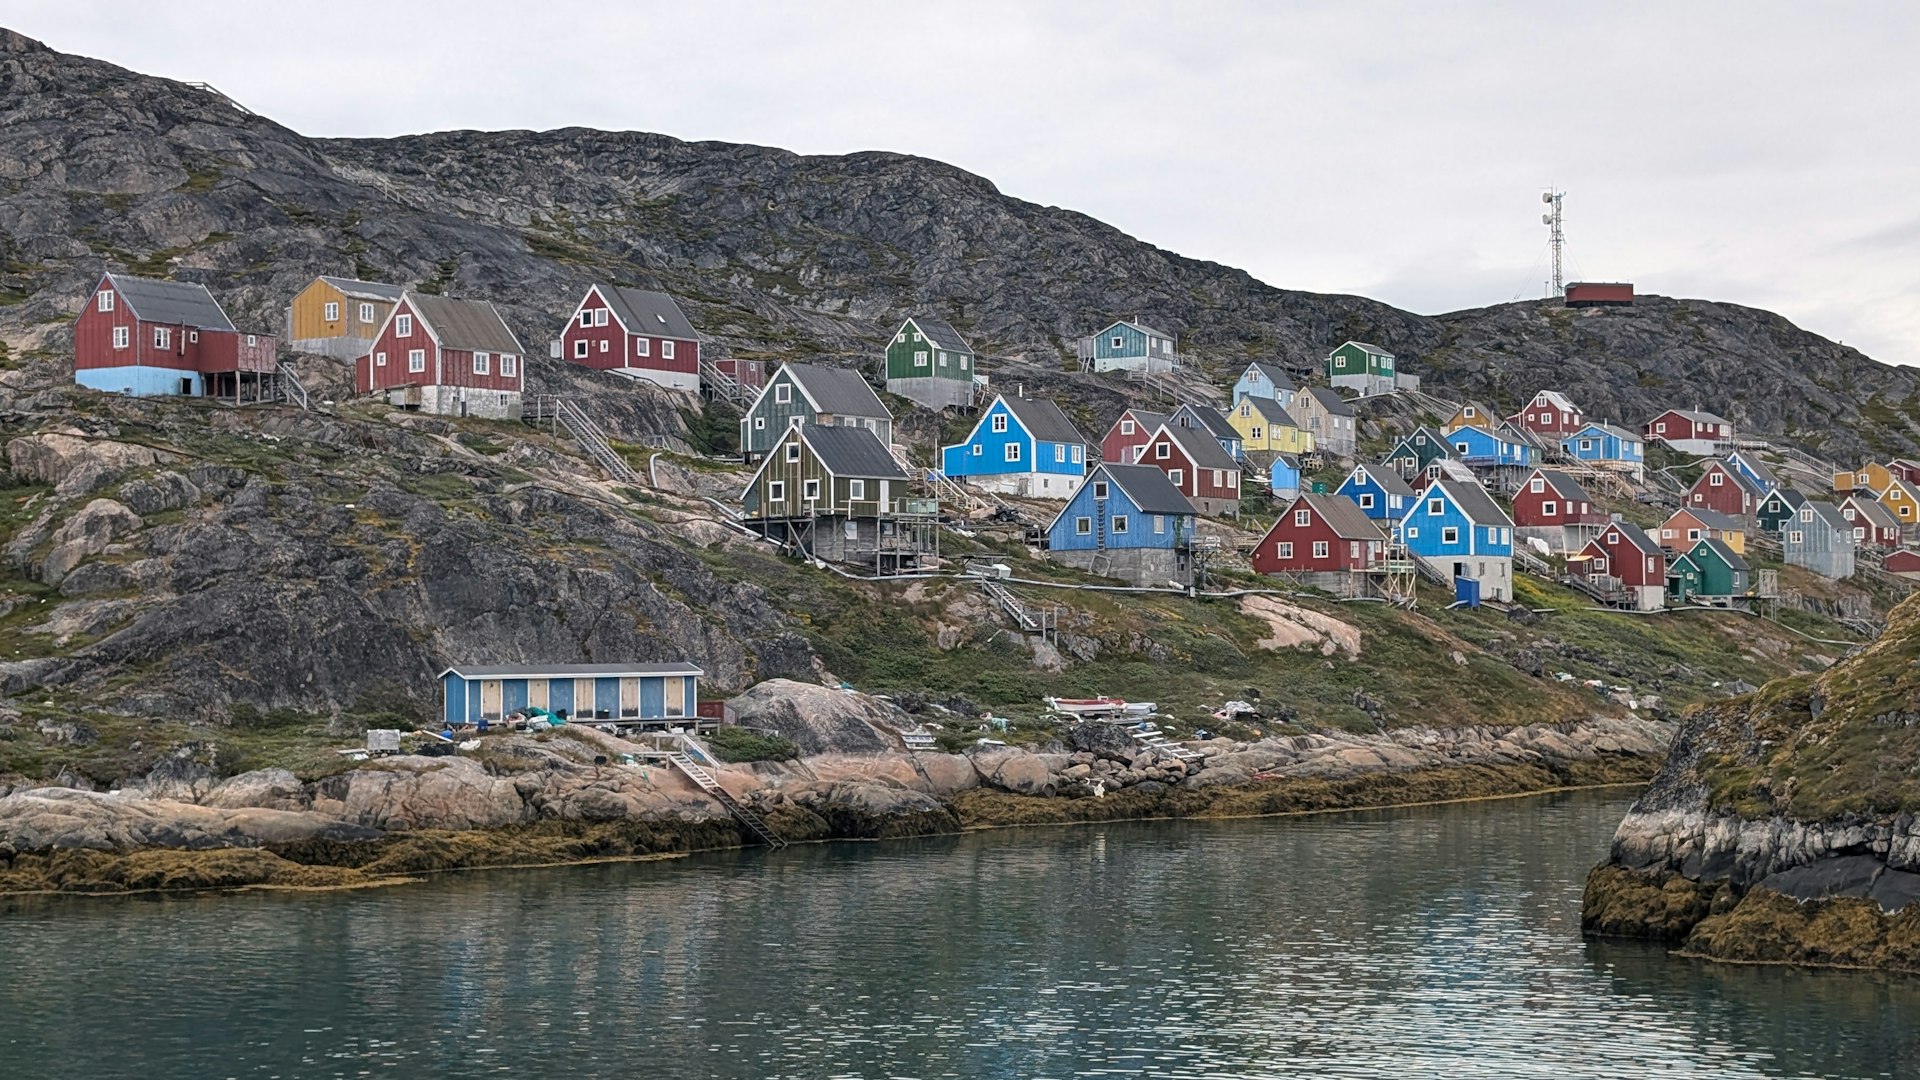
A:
[1541, 190, 1565, 297]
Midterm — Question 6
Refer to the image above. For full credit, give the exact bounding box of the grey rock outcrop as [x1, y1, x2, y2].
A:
[727, 679, 905, 755]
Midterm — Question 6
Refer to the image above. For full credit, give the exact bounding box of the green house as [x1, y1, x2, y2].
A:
[739, 362, 893, 461]
[1327, 340, 1396, 394]
[1670, 537, 1750, 601]
[885, 315, 978, 410]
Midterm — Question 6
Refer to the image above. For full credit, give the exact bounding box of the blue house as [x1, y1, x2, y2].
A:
[1232, 361, 1298, 409]
[1047, 463, 1199, 585]
[940, 393, 1088, 498]
[440, 662, 703, 727]
[1443, 424, 1534, 469]
[1269, 454, 1303, 500]
[1075, 318, 1178, 374]
[1562, 423, 1646, 478]
[1726, 449, 1778, 494]
[1170, 404, 1242, 462]
[1398, 479, 1516, 602]
[1337, 462, 1415, 521]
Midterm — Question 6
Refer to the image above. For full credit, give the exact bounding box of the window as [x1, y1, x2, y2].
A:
[1312, 540, 1329, 558]
[1359, 493, 1375, 509]
[502, 355, 516, 377]
[937, 351, 947, 366]
[1406, 527, 1418, 538]
[1688, 529, 1702, 541]
[1076, 517, 1092, 535]
[754, 417, 766, 430]
[971, 444, 982, 457]
[1455, 442, 1469, 454]
[574, 340, 589, 358]
[1155, 443, 1170, 460]
[1463, 406, 1476, 417]
[360, 303, 375, 323]
[578, 312, 593, 329]
[1442, 527, 1459, 544]
[1169, 469, 1184, 486]
[774, 383, 792, 404]
[785, 442, 801, 463]
[1580, 439, 1593, 452]
[1278, 542, 1295, 559]
[1005, 443, 1021, 463]
[1112, 336, 1124, 349]
[1710, 472, 1723, 486]
[408, 349, 425, 372]
[397, 314, 412, 337]
[1112, 515, 1129, 533]
[636, 337, 650, 356]
[1071, 446, 1083, 464]
[915, 350, 929, 368]
[1121, 420, 1135, 436]
[324, 301, 340, 321]
[599, 340, 609, 354]
[154, 327, 171, 349]
[473, 352, 490, 375]
[991, 414, 1008, 433]
[803, 479, 821, 501]
[1500, 528, 1511, 545]
[1428, 498, 1444, 516]
[375, 351, 387, 367]
[1251, 426, 1264, 440]
[1294, 509, 1312, 526]
[112, 326, 128, 349]
[1530, 477, 1544, 493]
[98, 290, 114, 312]
[1154, 515, 1166, 534]
[662, 341, 675, 360]
[1542, 501, 1557, 516]
[1055, 445, 1066, 463]
[1789, 530, 1803, 544]
[769, 481, 786, 503]
[1092, 482, 1110, 499]
[895, 332, 905, 344]
[1654, 421, 1666, 434]
[594, 309, 609, 327]
[246, 335, 256, 347]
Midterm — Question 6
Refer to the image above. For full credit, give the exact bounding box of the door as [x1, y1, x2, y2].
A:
[574, 678, 595, 717]
[619, 677, 641, 717]
[527, 679, 549, 711]
[665, 676, 686, 718]
[179, 377, 194, 396]
[480, 680, 502, 721]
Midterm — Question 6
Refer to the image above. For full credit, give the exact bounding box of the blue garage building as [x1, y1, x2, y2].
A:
[439, 662, 704, 726]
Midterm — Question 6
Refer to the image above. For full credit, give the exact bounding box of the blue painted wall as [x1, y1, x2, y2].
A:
[942, 397, 1085, 479]
[76, 366, 204, 397]
[1562, 425, 1644, 464]
[1091, 321, 1148, 363]
[1232, 367, 1294, 408]
[1399, 489, 1514, 559]
[441, 672, 698, 723]
[1269, 457, 1302, 496]
[1336, 468, 1410, 520]
[1444, 426, 1533, 467]
[1049, 470, 1190, 552]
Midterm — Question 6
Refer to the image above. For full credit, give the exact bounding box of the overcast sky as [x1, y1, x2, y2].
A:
[12, 2, 1920, 364]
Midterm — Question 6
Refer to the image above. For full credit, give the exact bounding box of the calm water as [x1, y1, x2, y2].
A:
[2, 790, 1916, 1079]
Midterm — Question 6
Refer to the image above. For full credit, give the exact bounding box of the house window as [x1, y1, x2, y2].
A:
[98, 290, 114, 312]
[502, 354, 517, 376]
[1005, 444, 1021, 463]
[803, 479, 821, 501]
[769, 481, 786, 502]
[785, 442, 801, 463]
[991, 414, 1008, 433]
[1294, 509, 1312, 526]
[1542, 501, 1557, 516]
[895, 332, 905, 343]
[961, 356, 970, 371]
[754, 417, 766, 430]
[1120, 420, 1135, 436]
[1530, 477, 1544, 493]
[915, 350, 929, 368]
[397, 314, 412, 337]
[1277, 542, 1294, 559]
[774, 384, 792, 404]
[594, 309, 609, 327]
[154, 327, 171, 349]
[375, 351, 387, 367]
[972, 445, 982, 456]
[408, 349, 425, 372]
[574, 339, 589, 358]
[1464, 406, 1476, 417]
[1789, 530, 1803, 543]
[1443, 527, 1459, 544]
[1055, 445, 1066, 463]
[1428, 499, 1444, 516]
[1154, 515, 1166, 534]
[1688, 529, 1702, 541]
[1455, 442, 1469, 454]
[247, 334, 257, 348]
[1155, 443, 1170, 460]
[1170, 469, 1184, 486]
[324, 301, 340, 321]
[1359, 493, 1375, 509]
[599, 340, 609, 353]
[636, 338, 650, 356]
[1112, 515, 1129, 533]
[1093, 482, 1110, 499]
[578, 312, 593, 329]
[1313, 540, 1329, 558]
[1076, 517, 1092, 535]
[112, 326, 129, 349]
[1406, 527, 1418, 538]
[360, 303, 375, 323]
[850, 479, 866, 500]
[1710, 472, 1723, 486]
[662, 341, 675, 360]
[473, 352, 490, 374]
[1655, 421, 1666, 433]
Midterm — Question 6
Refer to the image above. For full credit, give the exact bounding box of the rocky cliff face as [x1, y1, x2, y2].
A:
[2, 27, 1917, 458]
[1584, 591, 1920, 968]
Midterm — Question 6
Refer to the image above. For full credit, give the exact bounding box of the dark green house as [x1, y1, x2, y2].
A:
[885, 316, 978, 410]
[1756, 487, 1807, 535]
[1383, 426, 1451, 480]
[1669, 537, 1750, 602]
[739, 362, 894, 462]
[1327, 340, 1396, 395]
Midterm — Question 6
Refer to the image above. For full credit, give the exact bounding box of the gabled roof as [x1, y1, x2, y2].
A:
[406, 292, 525, 354]
[1729, 452, 1777, 490]
[1530, 468, 1594, 504]
[1273, 453, 1301, 469]
[784, 363, 891, 418]
[1528, 390, 1578, 413]
[1661, 408, 1731, 426]
[1601, 520, 1664, 557]
[1428, 458, 1477, 483]
[1091, 463, 1197, 516]
[1304, 386, 1354, 417]
[904, 316, 972, 354]
[1389, 425, 1452, 455]
[102, 273, 235, 331]
[1800, 500, 1854, 534]
[802, 424, 909, 480]
[1115, 407, 1168, 433]
[1095, 317, 1172, 341]
[1174, 404, 1238, 443]
[1347, 462, 1414, 498]
[1157, 421, 1239, 471]
[1001, 395, 1086, 445]
[1334, 340, 1393, 357]
[1694, 537, 1749, 571]
[1842, 494, 1899, 529]
[1571, 421, 1643, 443]
[441, 662, 703, 679]
[1763, 487, 1809, 510]
[1705, 461, 1765, 498]
[318, 276, 405, 302]
[1425, 479, 1514, 527]
[1241, 396, 1296, 425]
[1295, 492, 1385, 542]
[1675, 507, 1743, 532]
[1445, 421, 1525, 447]
[1242, 361, 1296, 391]
[596, 285, 698, 340]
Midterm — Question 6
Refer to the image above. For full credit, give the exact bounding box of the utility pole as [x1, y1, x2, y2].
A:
[1541, 190, 1566, 297]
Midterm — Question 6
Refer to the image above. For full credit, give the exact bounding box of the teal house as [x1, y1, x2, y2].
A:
[1075, 318, 1178, 374]
[440, 662, 703, 726]
[739, 362, 893, 461]
[1384, 426, 1452, 480]
[1668, 538, 1749, 602]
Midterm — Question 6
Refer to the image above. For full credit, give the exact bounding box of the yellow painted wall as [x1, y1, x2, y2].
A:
[1446, 403, 1496, 431]
[288, 279, 394, 342]
[1227, 403, 1316, 454]
[1882, 480, 1920, 523]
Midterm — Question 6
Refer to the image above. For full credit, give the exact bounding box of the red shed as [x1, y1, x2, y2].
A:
[1252, 493, 1385, 576]
[1885, 549, 1920, 578]
[1137, 422, 1241, 517]
[356, 291, 526, 419]
[1100, 408, 1168, 467]
[560, 284, 701, 392]
[1565, 282, 1634, 307]
[1686, 461, 1762, 519]
[73, 272, 278, 401]
[1839, 495, 1902, 549]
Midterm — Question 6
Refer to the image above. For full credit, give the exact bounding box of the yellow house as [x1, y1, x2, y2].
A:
[1881, 476, 1920, 526]
[285, 276, 405, 360]
[1445, 401, 1496, 432]
[1227, 396, 1315, 455]
[1834, 461, 1896, 497]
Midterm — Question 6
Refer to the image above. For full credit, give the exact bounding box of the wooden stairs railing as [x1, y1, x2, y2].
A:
[977, 578, 1043, 633]
[699, 359, 752, 407]
[667, 751, 787, 849]
[275, 362, 311, 410]
[1127, 722, 1204, 763]
[1513, 546, 1555, 579]
[528, 395, 641, 485]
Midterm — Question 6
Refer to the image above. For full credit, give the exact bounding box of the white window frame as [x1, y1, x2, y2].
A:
[112, 326, 129, 349]
[1542, 500, 1558, 516]
[360, 303, 375, 323]
[803, 478, 821, 501]
[636, 337, 650, 357]
[662, 341, 675, 360]
[1442, 526, 1460, 545]
[991, 414, 1008, 433]
[1312, 540, 1330, 559]
[408, 349, 426, 373]
[396, 314, 412, 337]
[1005, 443, 1022, 463]
[1530, 477, 1545, 493]
[594, 308, 608, 327]
[324, 301, 340, 321]
[1092, 482, 1110, 500]
[1277, 541, 1294, 559]
[1076, 517, 1092, 535]
[915, 350, 929, 368]
[98, 290, 114, 312]
[154, 327, 171, 349]
[1428, 498, 1444, 516]
[754, 417, 766, 430]
[375, 351, 387, 367]
[473, 351, 491, 375]
[1294, 509, 1312, 527]
[1072, 446, 1083, 464]
[599, 340, 609, 354]
[1153, 515, 1166, 534]
[1358, 493, 1375, 509]
[574, 339, 589, 358]
[1169, 469, 1184, 486]
[768, 481, 786, 503]
[501, 354, 517, 377]
[1111, 515, 1129, 533]
[1155, 443, 1170, 460]
[774, 383, 792, 404]
[579, 311, 593, 329]
[849, 479, 866, 500]
[785, 442, 801, 463]
[1055, 444, 1066, 463]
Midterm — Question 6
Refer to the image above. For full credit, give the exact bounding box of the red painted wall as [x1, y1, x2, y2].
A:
[1595, 528, 1664, 586]
[74, 278, 272, 373]
[1138, 431, 1239, 500]
[560, 287, 699, 374]
[1686, 465, 1753, 517]
[1511, 478, 1600, 526]
[1512, 396, 1583, 435]
[354, 297, 521, 395]
[1100, 413, 1157, 465]
[1566, 282, 1634, 304]
[1252, 504, 1375, 574]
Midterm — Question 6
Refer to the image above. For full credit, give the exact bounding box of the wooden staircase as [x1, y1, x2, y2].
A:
[699, 359, 752, 407]
[977, 578, 1048, 634]
[527, 395, 641, 485]
[275, 362, 311, 410]
[667, 751, 787, 849]
[1126, 722, 1204, 763]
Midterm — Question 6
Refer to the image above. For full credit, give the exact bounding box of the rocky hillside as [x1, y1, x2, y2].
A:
[1583, 589, 1920, 970]
[2, 27, 1917, 459]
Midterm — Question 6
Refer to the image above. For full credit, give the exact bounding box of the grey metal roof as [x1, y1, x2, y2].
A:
[1843, 495, 1899, 529]
[803, 424, 909, 479]
[407, 292, 525, 354]
[1338, 340, 1393, 357]
[318, 276, 405, 302]
[1580, 422, 1643, 442]
[1803, 500, 1854, 533]
[1433, 479, 1514, 527]
[1121, 407, 1169, 432]
[1305, 386, 1355, 417]
[1299, 492, 1386, 541]
[1094, 463, 1197, 516]
[786, 363, 891, 418]
[1731, 454, 1777, 490]
[1245, 362, 1296, 391]
[1684, 507, 1744, 531]
[1767, 488, 1809, 509]
[1669, 409, 1731, 426]
[1159, 421, 1239, 471]
[1002, 395, 1086, 445]
[1352, 462, 1414, 497]
[104, 273, 235, 330]
[598, 285, 698, 340]
[1602, 520, 1664, 557]
[1695, 537, 1749, 571]
[905, 316, 972, 355]
[1243, 396, 1296, 425]
[440, 662, 703, 679]
[1174, 404, 1238, 443]
[1535, 469, 1595, 504]
[1097, 317, 1172, 341]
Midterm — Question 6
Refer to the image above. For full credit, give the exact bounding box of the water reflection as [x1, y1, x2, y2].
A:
[0, 791, 1913, 1079]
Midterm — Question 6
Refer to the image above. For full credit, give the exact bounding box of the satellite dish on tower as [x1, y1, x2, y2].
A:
[1542, 214, 1553, 225]
[1542, 192, 1554, 204]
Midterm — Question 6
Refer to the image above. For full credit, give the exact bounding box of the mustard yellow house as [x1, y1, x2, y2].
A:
[1834, 461, 1896, 498]
[1444, 401, 1497, 432]
[1881, 476, 1920, 527]
[285, 276, 405, 360]
[1227, 396, 1315, 455]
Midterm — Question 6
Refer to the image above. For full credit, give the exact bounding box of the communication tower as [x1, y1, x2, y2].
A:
[1541, 190, 1566, 297]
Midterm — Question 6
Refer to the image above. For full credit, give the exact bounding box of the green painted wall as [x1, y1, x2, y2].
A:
[885, 319, 973, 383]
[1327, 342, 1395, 378]
[741, 367, 818, 457]
[743, 429, 896, 519]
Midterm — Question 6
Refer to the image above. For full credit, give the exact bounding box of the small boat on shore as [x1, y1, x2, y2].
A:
[1045, 697, 1155, 718]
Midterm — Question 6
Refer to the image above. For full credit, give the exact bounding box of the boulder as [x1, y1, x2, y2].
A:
[5, 433, 175, 497]
[726, 679, 903, 755]
[0, 786, 379, 853]
[971, 747, 1054, 796]
[41, 498, 142, 582]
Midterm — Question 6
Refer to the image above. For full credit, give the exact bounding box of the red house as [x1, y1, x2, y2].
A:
[1885, 549, 1920, 579]
[73, 273, 279, 401]
[1508, 390, 1584, 437]
[560, 284, 700, 392]
[1252, 493, 1385, 578]
[1686, 461, 1762, 519]
[1511, 468, 1605, 552]
[1645, 409, 1733, 456]
[1570, 520, 1666, 610]
[1137, 423, 1241, 517]
[1100, 407, 1168, 466]
[1839, 495, 1902, 549]
[355, 291, 525, 419]
[1565, 282, 1634, 307]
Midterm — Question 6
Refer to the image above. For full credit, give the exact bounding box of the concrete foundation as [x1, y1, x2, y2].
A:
[887, 376, 975, 410]
[969, 472, 1082, 499]
[287, 336, 376, 362]
[389, 385, 523, 420]
[1052, 546, 1192, 588]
